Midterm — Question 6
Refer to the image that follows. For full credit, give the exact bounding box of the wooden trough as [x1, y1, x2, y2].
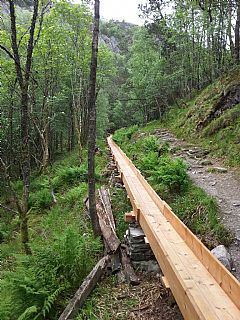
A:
[107, 136, 240, 320]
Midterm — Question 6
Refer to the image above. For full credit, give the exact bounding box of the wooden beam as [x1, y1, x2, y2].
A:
[58, 256, 109, 320]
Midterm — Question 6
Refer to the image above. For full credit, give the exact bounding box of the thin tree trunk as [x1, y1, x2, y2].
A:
[8, 0, 39, 254]
[88, 0, 101, 236]
[235, 2, 240, 64]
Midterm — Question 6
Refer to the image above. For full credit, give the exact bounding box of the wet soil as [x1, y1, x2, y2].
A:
[154, 129, 240, 280]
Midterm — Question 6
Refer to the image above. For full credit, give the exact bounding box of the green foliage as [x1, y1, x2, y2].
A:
[0, 227, 101, 320]
[110, 188, 131, 240]
[137, 146, 188, 194]
[142, 135, 160, 152]
[149, 157, 189, 193]
[96, 90, 110, 139]
[52, 164, 89, 190]
[157, 72, 240, 166]
[29, 188, 53, 210]
[170, 186, 232, 248]
[138, 151, 160, 174]
[61, 183, 88, 208]
[112, 125, 138, 145]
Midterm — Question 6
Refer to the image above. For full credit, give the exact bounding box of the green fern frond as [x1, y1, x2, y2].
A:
[17, 306, 38, 320]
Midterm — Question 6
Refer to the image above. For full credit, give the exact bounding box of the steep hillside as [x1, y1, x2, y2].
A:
[162, 67, 240, 166]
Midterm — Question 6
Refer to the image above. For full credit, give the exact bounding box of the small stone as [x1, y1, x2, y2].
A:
[233, 202, 240, 207]
[132, 260, 160, 273]
[211, 181, 217, 186]
[211, 245, 232, 271]
[200, 159, 212, 166]
[210, 166, 228, 173]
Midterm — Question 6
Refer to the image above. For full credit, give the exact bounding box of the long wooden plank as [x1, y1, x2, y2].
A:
[107, 136, 240, 320]
[58, 256, 109, 320]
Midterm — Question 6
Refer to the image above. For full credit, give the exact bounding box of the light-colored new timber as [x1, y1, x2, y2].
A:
[144, 236, 149, 244]
[107, 136, 240, 320]
[161, 276, 170, 289]
[124, 211, 136, 223]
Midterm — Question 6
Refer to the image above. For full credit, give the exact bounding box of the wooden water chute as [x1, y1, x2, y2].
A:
[107, 136, 240, 320]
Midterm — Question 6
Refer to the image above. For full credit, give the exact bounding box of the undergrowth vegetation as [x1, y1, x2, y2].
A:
[113, 126, 232, 248]
[0, 145, 108, 320]
[154, 70, 240, 167]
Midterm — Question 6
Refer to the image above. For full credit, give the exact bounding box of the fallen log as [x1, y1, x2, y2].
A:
[97, 186, 139, 284]
[58, 255, 109, 320]
[99, 187, 116, 231]
[96, 201, 120, 252]
[96, 187, 120, 253]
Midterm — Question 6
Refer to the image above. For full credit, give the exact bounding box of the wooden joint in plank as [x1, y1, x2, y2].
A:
[124, 211, 136, 223]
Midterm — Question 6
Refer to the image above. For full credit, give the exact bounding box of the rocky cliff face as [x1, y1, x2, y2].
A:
[100, 34, 121, 54]
[100, 20, 137, 54]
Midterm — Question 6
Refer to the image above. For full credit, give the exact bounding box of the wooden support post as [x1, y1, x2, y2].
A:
[124, 211, 136, 223]
[115, 175, 122, 184]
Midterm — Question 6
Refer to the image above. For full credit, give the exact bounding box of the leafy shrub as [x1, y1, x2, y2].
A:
[0, 222, 12, 243]
[142, 135, 160, 152]
[52, 165, 88, 190]
[138, 151, 160, 175]
[29, 188, 53, 210]
[113, 125, 138, 145]
[30, 176, 49, 191]
[0, 227, 102, 320]
[158, 141, 170, 155]
[149, 156, 189, 193]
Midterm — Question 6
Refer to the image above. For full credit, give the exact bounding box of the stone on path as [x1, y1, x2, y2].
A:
[210, 166, 228, 173]
[211, 245, 232, 271]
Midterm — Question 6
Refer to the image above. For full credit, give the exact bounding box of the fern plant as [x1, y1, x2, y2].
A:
[142, 135, 160, 152]
[150, 156, 189, 193]
[0, 227, 102, 320]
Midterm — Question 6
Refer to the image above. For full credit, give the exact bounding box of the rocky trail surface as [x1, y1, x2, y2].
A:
[154, 129, 240, 280]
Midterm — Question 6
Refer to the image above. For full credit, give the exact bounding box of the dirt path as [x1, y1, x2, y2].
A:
[154, 129, 240, 280]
